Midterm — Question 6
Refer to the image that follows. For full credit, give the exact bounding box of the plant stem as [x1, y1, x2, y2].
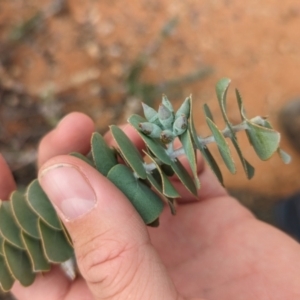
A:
[143, 120, 250, 173]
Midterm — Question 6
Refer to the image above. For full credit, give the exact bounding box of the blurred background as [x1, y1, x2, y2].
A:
[1, 0, 300, 298]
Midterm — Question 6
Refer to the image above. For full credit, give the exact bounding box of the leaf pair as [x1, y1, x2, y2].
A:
[91, 130, 164, 224]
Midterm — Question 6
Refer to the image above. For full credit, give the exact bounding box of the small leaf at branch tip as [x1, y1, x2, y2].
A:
[158, 104, 172, 120]
[141, 102, 158, 122]
[175, 97, 190, 119]
[278, 149, 292, 164]
[162, 94, 174, 112]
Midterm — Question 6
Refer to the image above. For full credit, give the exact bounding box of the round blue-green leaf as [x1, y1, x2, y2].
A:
[91, 132, 118, 176]
[3, 241, 35, 287]
[38, 219, 74, 263]
[107, 164, 164, 224]
[206, 117, 236, 174]
[0, 201, 24, 250]
[11, 191, 40, 239]
[26, 179, 61, 230]
[110, 125, 147, 179]
[0, 254, 14, 292]
[246, 121, 281, 160]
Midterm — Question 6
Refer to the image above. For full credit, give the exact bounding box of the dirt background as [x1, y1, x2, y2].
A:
[1, 0, 300, 297]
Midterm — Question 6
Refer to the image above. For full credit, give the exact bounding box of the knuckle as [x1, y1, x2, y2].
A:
[75, 230, 140, 295]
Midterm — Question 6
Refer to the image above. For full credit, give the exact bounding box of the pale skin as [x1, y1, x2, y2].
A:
[1, 112, 300, 299]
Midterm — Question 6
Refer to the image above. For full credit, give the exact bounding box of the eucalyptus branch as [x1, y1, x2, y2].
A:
[0, 77, 290, 291]
[144, 120, 250, 173]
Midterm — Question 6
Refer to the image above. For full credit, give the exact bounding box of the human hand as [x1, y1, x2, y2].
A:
[3, 112, 300, 300]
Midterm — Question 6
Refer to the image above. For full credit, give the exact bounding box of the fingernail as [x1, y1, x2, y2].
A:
[39, 164, 97, 221]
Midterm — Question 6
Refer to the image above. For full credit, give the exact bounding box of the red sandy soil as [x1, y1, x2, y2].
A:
[1, 0, 300, 200]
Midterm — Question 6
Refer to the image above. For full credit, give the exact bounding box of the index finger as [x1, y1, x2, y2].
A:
[0, 154, 17, 199]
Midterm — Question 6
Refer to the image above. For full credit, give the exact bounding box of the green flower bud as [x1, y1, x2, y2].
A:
[138, 122, 162, 138]
[141, 102, 159, 123]
[173, 114, 188, 135]
[162, 94, 174, 112]
[175, 96, 190, 119]
[158, 104, 174, 129]
[160, 129, 175, 144]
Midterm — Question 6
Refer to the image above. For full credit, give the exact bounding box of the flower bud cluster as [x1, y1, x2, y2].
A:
[139, 96, 190, 144]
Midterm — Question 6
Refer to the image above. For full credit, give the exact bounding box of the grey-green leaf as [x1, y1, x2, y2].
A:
[206, 117, 236, 174]
[175, 96, 191, 119]
[3, 241, 35, 287]
[38, 220, 74, 263]
[0, 201, 24, 250]
[171, 159, 198, 196]
[179, 127, 200, 188]
[216, 78, 231, 119]
[216, 89, 252, 178]
[229, 133, 255, 179]
[158, 104, 174, 129]
[107, 164, 164, 224]
[21, 232, 50, 272]
[215, 86, 254, 178]
[246, 121, 280, 160]
[0, 236, 3, 256]
[162, 94, 174, 112]
[235, 88, 247, 121]
[128, 114, 172, 165]
[237, 89, 279, 169]
[144, 151, 180, 198]
[141, 102, 159, 123]
[11, 191, 40, 239]
[26, 179, 62, 230]
[110, 125, 147, 179]
[188, 99, 223, 184]
[203, 103, 214, 122]
[278, 149, 292, 164]
[91, 132, 118, 176]
[0, 254, 14, 292]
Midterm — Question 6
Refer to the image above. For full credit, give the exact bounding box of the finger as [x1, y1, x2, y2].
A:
[12, 266, 93, 300]
[38, 155, 180, 300]
[0, 154, 16, 199]
[38, 112, 94, 168]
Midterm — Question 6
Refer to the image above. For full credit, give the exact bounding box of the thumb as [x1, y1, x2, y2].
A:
[39, 155, 180, 300]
